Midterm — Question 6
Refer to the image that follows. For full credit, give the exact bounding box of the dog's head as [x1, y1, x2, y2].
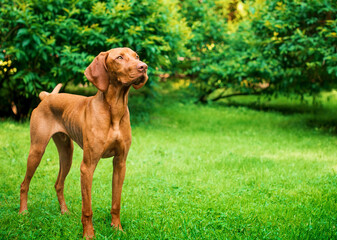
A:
[84, 48, 148, 92]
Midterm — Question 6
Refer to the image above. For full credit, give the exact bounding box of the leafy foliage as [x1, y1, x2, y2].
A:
[1, 0, 337, 118]
[186, 0, 337, 101]
[0, 0, 190, 118]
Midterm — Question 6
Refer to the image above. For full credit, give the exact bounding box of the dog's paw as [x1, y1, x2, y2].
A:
[60, 206, 70, 215]
[83, 227, 95, 239]
[19, 209, 28, 215]
[111, 222, 123, 232]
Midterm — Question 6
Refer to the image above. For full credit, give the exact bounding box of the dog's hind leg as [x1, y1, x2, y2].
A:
[19, 115, 52, 213]
[52, 132, 73, 214]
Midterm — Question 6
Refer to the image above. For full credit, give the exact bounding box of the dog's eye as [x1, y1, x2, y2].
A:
[136, 55, 139, 59]
[116, 56, 123, 60]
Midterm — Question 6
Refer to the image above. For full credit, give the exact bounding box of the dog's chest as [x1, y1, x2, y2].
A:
[101, 122, 129, 158]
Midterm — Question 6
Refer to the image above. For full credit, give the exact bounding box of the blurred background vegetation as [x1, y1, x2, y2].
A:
[1, 0, 336, 119]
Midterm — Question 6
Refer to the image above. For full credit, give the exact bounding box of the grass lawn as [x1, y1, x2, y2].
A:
[0, 84, 336, 239]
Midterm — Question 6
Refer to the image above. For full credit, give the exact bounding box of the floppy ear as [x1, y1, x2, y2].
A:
[84, 52, 110, 92]
[132, 78, 148, 90]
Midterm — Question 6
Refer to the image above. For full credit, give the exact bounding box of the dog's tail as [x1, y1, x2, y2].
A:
[39, 83, 62, 101]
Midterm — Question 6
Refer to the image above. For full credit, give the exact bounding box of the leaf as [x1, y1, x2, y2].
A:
[22, 39, 30, 47]
[32, 35, 41, 45]
[16, 28, 28, 37]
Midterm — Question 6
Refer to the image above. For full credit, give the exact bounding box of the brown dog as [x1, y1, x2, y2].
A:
[19, 48, 148, 238]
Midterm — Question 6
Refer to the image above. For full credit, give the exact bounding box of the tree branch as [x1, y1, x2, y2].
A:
[211, 91, 263, 102]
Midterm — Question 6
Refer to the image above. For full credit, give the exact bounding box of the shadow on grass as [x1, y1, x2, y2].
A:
[306, 115, 337, 134]
[128, 93, 156, 126]
[219, 100, 319, 115]
[220, 98, 337, 135]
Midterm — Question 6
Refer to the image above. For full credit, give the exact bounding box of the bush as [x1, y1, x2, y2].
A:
[1, 0, 336, 118]
[183, 0, 337, 102]
[0, 0, 191, 119]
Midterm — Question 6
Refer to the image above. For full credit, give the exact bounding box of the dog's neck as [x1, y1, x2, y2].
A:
[96, 81, 130, 124]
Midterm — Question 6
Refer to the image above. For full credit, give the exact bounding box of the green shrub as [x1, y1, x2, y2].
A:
[0, 0, 191, 119]
[1, 0, 336, 118]
[183, 0, 337, 102]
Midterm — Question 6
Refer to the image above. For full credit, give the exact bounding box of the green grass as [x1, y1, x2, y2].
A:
[1, 85, 337, 239]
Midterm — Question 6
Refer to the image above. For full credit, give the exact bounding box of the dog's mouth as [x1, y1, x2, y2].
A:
[133, 75, 147, 85]
[129, 72, 148, 85]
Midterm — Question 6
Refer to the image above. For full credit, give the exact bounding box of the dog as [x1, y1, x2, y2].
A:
[19, 48, 148, 238]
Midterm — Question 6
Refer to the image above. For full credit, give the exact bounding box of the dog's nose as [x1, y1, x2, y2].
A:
[137, 62, 148, 72]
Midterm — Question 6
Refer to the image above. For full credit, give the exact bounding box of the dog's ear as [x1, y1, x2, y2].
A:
[132, 78, 148, 90]
[85, 52, 110, 92]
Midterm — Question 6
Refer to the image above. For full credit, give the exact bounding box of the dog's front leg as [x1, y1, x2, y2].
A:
[111, 153, 128, 231]
[80, 151, 99, 239]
